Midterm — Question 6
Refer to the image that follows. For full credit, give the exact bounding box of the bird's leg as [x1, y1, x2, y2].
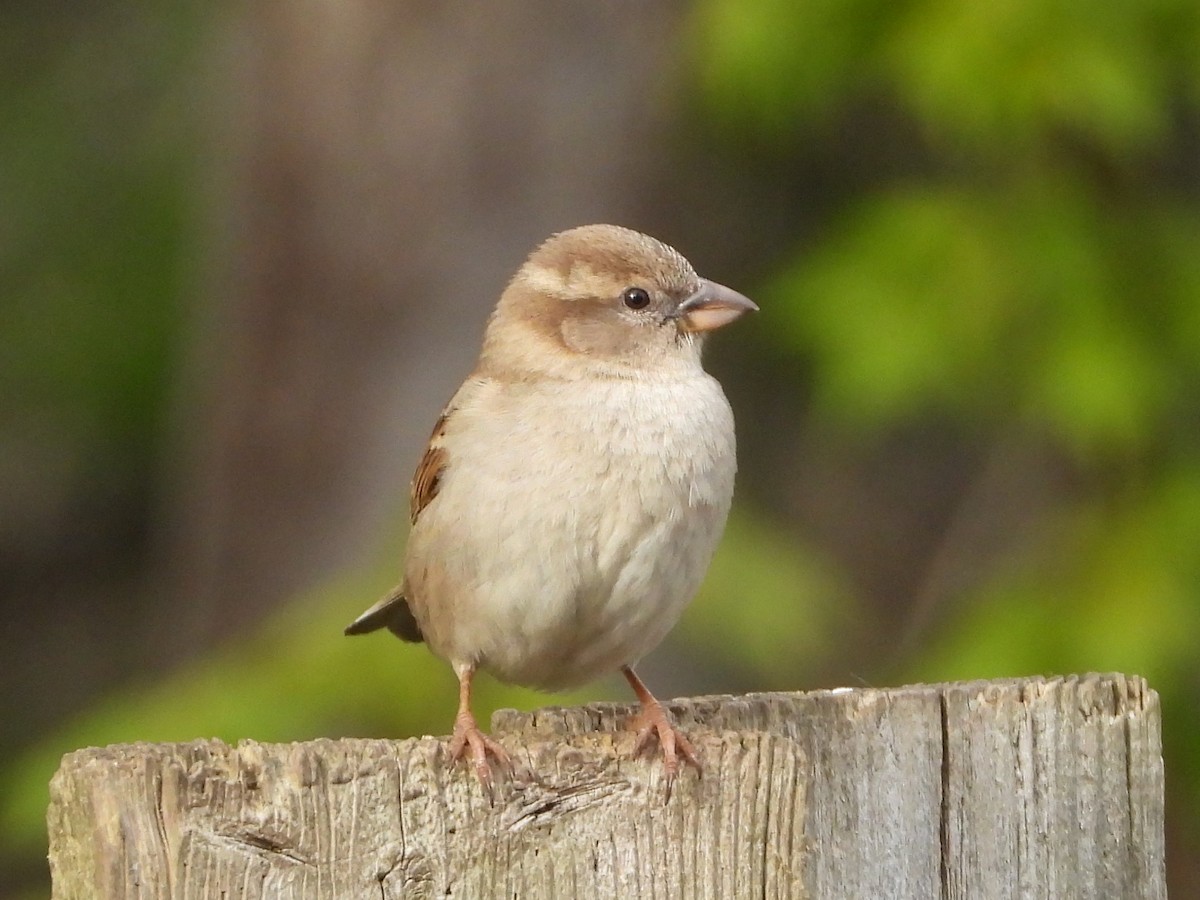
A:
[621, 665, 700, 786]
[447, 663, 510, 790]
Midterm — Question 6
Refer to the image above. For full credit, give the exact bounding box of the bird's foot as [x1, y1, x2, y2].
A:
[448, 711, 511, 795]
[630, 697, 701, 791]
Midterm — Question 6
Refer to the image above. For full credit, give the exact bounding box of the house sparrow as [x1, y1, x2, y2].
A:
[345, 224, 756, 790]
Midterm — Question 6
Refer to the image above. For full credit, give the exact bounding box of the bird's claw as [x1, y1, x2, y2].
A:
[630, 700, 701, 795]
[448, 713, 511, 799]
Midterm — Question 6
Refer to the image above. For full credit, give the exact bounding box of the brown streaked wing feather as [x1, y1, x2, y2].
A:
[410, 409, 451, 525]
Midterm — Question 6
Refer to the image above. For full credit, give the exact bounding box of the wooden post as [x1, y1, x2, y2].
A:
[47, 674, 1164, 899]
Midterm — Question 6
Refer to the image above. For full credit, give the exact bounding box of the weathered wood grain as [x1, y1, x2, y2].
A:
[48, 674, 1163, 899]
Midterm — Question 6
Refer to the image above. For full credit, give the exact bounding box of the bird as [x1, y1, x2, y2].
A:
[345, 223, 756, 790]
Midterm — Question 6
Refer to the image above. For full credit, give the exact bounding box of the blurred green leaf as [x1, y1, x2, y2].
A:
[916, 465, 1200, 683]
[691, 0, 899, 136]
[886, 1, 1174, 153]
[767, 182, 1190, 457]
[770, 187, 1014, 421]
[677, 512, 857, 685]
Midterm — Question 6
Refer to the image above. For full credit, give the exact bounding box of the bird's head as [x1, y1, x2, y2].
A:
[481, 224, 757, 379]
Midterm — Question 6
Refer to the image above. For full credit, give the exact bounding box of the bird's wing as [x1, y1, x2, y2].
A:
[410, 407, 451, 525]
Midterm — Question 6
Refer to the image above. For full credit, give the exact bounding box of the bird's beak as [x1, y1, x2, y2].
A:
[675, 279, 759, 333]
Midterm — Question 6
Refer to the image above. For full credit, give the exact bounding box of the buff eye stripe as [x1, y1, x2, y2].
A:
[522, 263, 622, 302]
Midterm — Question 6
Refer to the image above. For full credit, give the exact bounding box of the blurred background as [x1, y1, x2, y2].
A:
[3, 1, 1199, 895]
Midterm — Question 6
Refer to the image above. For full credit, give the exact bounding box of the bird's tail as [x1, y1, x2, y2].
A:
[343, 585, 424, 642]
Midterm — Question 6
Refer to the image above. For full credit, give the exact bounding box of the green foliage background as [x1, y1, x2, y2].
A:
[3, 0, 1199, 893]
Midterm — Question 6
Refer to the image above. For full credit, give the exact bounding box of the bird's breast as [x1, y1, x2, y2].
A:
[407, 371, 737, 689]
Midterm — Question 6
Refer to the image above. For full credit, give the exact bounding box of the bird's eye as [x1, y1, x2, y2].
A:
[622, 287, 651, 310]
